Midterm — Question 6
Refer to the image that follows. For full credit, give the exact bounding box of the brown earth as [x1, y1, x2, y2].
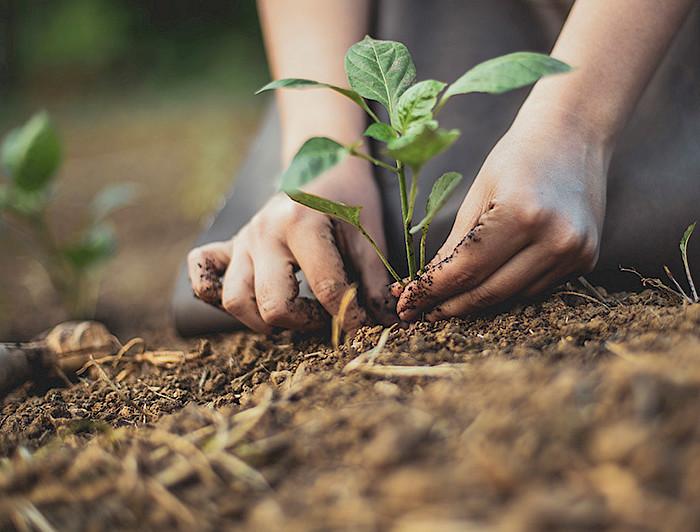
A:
[2, 288, 700, 531]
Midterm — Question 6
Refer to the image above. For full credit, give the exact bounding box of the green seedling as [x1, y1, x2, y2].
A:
[0, 112, 136, 317]
[257, 36, 570, 282]
[664, 222, 698, 304]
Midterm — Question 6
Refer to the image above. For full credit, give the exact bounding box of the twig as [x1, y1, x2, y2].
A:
[332, 285, 357, 349]
[619, 266, 687, 301]
[210, 452, 270, 491]
[13, 500, 57, 532]
[352, 363, 470, 378]
[555, 291, 610, 308]
[138, 380, 179, 404]
[664, 266, 693, 304]
[343, 325, 395, 373]
[577, 276, 611, 306]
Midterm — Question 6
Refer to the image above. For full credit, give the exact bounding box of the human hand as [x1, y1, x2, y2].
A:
[393, 106, 611, 321]
[188, 158, 393, 334]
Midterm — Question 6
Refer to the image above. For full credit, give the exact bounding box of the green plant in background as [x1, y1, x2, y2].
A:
[258, 36, 570, 283]
[0, 112, 135, 317]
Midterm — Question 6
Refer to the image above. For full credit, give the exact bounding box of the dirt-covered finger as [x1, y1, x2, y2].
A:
[251, 241, 327, 331]
[187, 240, 232, 305]
[221, 246, 272, 334]
[287, 222, 368, 331]
[425, 246, 554, 321]
[397, 206, 531, 321]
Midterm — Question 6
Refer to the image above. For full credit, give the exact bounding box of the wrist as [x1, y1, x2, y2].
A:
[278, 92, 367, 165]
[515, 96, 616, 162]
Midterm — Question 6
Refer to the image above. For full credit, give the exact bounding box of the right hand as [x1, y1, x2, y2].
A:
[187, 158, 394, 334]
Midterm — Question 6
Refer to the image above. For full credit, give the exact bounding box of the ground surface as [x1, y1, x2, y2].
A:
[2, 289, 700, 531]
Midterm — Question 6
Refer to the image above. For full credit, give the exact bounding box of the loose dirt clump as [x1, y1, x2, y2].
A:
[1, 290, 700, 531]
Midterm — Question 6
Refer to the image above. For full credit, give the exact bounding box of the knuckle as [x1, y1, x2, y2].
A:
[513, 203, 550, 230]
[313, 278, 347, 307]
[453, 268, 479, 291]
[552, 225, 586, 257]
[469, 285, 501, 309]
[222, 295, 246, 316]
[258, 298, 290, 326]
[580, 239, 600, 272]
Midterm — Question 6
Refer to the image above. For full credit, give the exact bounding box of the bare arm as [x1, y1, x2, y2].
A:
[257, 0, 370, 163]
[524, 0, 695, 147]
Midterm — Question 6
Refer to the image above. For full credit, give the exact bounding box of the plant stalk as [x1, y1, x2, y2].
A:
[681, 251, 698, 302]
[349, 148, 399, 173]
[397, 163, 416, 279]
[357, 225, 402, 284]
[419, 228, 428, 272]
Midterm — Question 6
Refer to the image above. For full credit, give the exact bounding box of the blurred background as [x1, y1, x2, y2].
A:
[0, 0, 268, 340]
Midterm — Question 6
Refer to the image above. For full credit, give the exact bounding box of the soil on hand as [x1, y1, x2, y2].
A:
[2, 289, 700, 531]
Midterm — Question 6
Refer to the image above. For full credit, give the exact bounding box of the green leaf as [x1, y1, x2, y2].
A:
[364, 123, 397, 143]
[395, 79, 446, 132]
[1, 111, 62, 192]
[62, 223, 116, 270]
[2, 186, 49, 216]
[344, 36, 416, 128]
[286, 189, 362, 228]
[411, 172, 463, 234]
[255, 78, 377, 119]
[279, 137, 348, 192]
[90, 182, 138, 220]
[386, 122, 460, 171]
[680, 222, 696, 257]
[441, 52, 571, 107]
[0, 185, 9, 211]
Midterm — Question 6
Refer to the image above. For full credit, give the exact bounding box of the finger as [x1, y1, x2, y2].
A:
[221, 244, 272, 334]
[287, 222, 368, 332]
[342, 225, 396, 326]
[390, 279, 408, 299]
[397, 202, 532, 320]
[251, 241, 327, 331]
[187, 240, 232, 305]
[425, 245, 555, 321]
[523, 259, 589, 297]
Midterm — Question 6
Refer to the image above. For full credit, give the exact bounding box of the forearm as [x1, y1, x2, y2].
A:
[522, 0, 694, 148]
[257, 0, 370, 163]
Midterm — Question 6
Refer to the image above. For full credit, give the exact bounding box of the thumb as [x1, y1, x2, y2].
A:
[187, 240, 232, 305]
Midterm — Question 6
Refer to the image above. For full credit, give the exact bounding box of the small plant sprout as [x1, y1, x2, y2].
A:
[665, 222, 698, 304]
[0, 112, 137, 317]
[257, 36, 571, 282]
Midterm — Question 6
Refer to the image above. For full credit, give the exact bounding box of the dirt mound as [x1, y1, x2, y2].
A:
[1, 291, 700, 531]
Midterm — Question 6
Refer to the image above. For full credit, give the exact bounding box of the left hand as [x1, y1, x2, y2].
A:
[392, 106, 611, 321]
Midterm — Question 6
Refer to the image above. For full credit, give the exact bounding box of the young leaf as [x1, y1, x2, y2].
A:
[286, 189, 362, 228]
[280, 137, 348, 192]
[344, 36, 416, 127]
[440, 52, 571, 108]
[364, 123, 397, 143]
[680, 221, 698, 301]
[62, 223, 116, 270]
[680, 222, 696, 256]
[1, 112, 61, 192]
[90, 182, 139, 221]
[256, 78, 378, 120]
[386, 122, 460, 171]
[395, 79, 446, 132]
[411, 172, 463, 234]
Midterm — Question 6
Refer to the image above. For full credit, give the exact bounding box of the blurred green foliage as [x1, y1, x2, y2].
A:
[0, 111, 136, 318]
[1, 0, 267, 95]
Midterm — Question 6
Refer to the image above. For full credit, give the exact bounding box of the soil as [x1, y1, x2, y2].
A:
[2, 288, 700, 531]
